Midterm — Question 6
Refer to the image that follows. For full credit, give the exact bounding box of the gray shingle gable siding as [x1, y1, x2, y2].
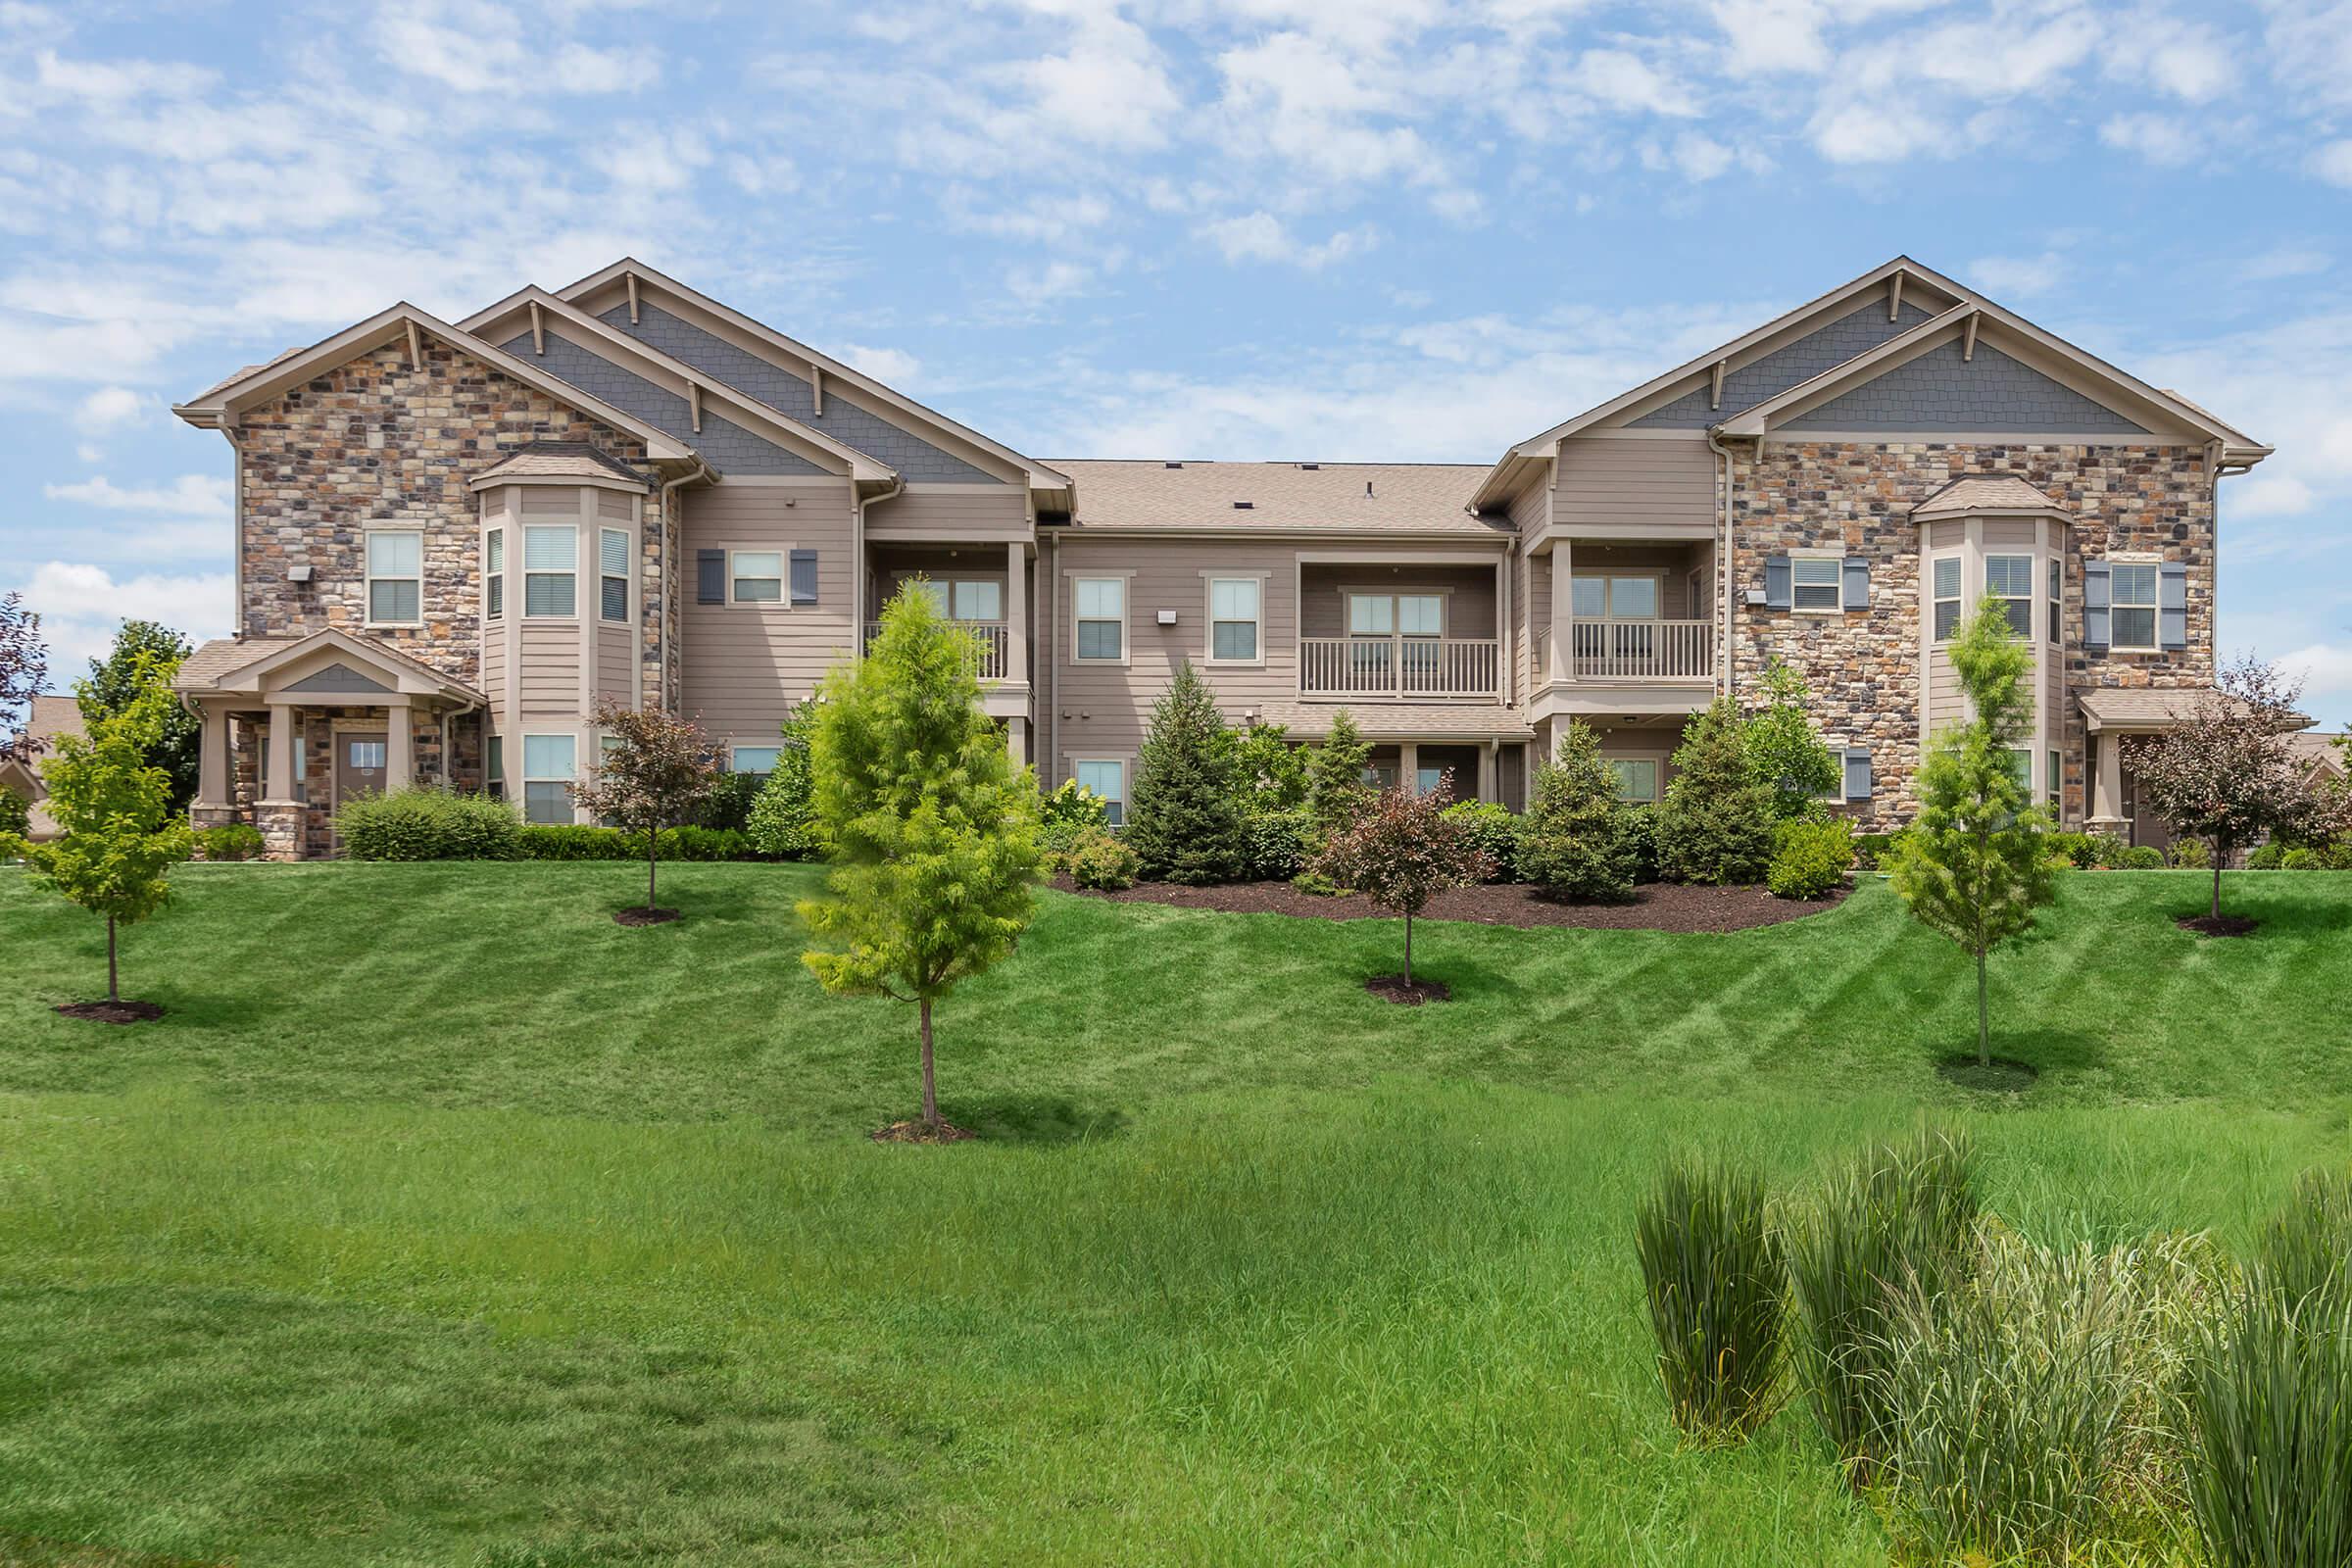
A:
[498, 330, 826, 475]
[1778, 339, 2149, 433]
[1630, 302, 1938, 428]
[600, 303, 1002, 484]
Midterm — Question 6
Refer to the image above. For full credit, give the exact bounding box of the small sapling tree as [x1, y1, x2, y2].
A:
[568, 699, 724, 920]
[1313, 773, 1494, 997]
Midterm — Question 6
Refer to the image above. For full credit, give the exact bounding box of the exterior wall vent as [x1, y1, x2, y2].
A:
[1232, 501, 1254, 510]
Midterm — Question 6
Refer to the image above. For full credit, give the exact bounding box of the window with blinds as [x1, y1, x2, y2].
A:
[485, 528, 504, 619]
[600, 528, 629, 622]
[523, 526, 576, 618]
[367, 530, 422, 625]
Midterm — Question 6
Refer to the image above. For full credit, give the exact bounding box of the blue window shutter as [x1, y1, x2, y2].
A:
[1843, 747, 1873, 803]
[789, 549, 818, 607]
[2158, 562, 2186, 651]
[1841, 555, 1870, 611]
[697, 550, 725, 605]
[1764, 555, 1791, 610]
[2082, 559, 2110, 650]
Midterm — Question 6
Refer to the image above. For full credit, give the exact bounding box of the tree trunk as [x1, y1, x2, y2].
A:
[1403, 911, 1413, 987]
[648, 828, 660, 911]
[918, 996, 938, 1128]
[1976, 948, 1989, 1069]
[107, 915, 119, 1004]
[2210, 858, 2222, 922]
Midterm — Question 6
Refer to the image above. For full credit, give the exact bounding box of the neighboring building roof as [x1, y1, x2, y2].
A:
[1251, 702, 1536, 741]
[469, 440, 652, 490]
[1051, 461, 1499, 534]
[1910, 475, 2067, 517]
[22, 694, 81, 746]
[2080, 689, 2219, 727]
[2288, 731, 2346, 777]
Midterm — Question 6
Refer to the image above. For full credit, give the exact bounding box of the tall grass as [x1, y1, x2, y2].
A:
[2252, 1166, 2352, 1310]
[1787, 1126, 1979, 1484]
[2185, 1291, 2352, 1568]
[1634, 1159, 1788, 1442]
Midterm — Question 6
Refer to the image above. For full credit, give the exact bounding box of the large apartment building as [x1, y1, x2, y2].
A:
[170, 257, 2270, 860]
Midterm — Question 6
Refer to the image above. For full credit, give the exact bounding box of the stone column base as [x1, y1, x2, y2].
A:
[2084, 816, 2127, 833]
[256, 801, 307, 861]
[190, 804, 240, 833]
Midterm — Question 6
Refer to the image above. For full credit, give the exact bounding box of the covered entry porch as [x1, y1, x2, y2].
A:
[175, 630, 486, 860]
[1257, 702, 1534, 810]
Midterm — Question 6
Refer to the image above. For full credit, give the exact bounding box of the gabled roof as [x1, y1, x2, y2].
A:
[1053, 460, 1501, 535]
[2079, 688, 2312, 732]
[172, 304, 697, 464]
[1909, 475, 2067, 521]
[458, 286, 897, 483]
[548, 258, 1070, 494]
[173, 630, 483, 705]
[469, 440, 652, 491]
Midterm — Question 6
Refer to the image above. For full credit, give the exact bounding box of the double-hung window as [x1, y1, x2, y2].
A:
[1986, 555, 2034, 638]
[953, 580, 1003, 622]
[367, 530, 422, 625]
[1791, 556, 1842, 612]
[1207, 577, 1261, 662]
[523, 525, 576, 617]
[600, 528, 630, 622]
[485, 528, 505, 620]
[2046, 557, 2061, 646]
[486, 735, 504, 800]
[521, 734, 576, 825]
[731, 551, 783, 605]
[1932, 556, 1963, 642]
[1610, 758, 1661, 803]
[1074, 760, 1125, 826]
[2110, 563, 2159, 651]
[1075, 578, 1125, 661]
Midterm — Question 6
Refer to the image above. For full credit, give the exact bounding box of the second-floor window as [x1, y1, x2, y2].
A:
[731, 551, 783, 605]
[600, 528, 630, 622]
[1791, 556, 1841, 612]
[367, 530, 422, 625]
[909, 579, 1004, 621]
[1932, 556, 1962, 641]
[1075, 577, 1125, 661]
[1207, 577, 1261, 662]
[485, 528, 504, 620]
[2046, 557, 2061, 646]
[1986, 555, 2034, 638]
[1349, 592, 1443, 636]
[2111, 562, 2159, 651]
[524, 525, 576, 617]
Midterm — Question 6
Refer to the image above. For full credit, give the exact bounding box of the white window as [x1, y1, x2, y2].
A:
[486, 734, 504, 799]
[367, 530, 422, 625]
[1792, 556, 1842, 612]
[2047, 749, 2062, 807]
[953, 580, 1003, 621]
[1414, 764, 1448, 796]
[1932, 556, 1963, 642]
[521, 734, 576, 825]
[731, 550, 783, 605]
[1570, 575, 1658, 619]
[485, 528, 505, 620]
[731, 745, 781, 775]
[346, 739, 386, 770]
[1986, 555, 2034, 639]
[600, 528, 630, 622]
[1075, 578, 1125, 662]
[1074, 760, 1125, 826]
[2008, 750, 2034, 795]
[1207, 576, 1261, 662]
[523, 525, 576, 618]
[2046, 557, 2061, 647]
[2111, 562, 2159, 651]
[1610, 758, 1661, 803]
[1350, 592, 1446, 636]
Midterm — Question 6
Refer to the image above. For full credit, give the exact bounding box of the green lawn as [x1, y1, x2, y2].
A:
[0, 862, 2346, 1565]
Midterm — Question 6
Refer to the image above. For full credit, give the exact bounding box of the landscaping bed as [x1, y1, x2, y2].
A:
[1054, 874, 1846, 932]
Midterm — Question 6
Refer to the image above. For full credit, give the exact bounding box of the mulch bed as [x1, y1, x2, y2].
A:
[1054, 876, 1847, 934]
[55, 1001, 165, 1025]
[613, 906, 683, 927]
[871, 1118, 977, 1145]
[2177, 914, 2258, 938]
[1365, 975, 1450, 1005]
[1936, 1055, 2040, 1094]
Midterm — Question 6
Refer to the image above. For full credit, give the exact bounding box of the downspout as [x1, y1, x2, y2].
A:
[854, 475, 906, 639]
[218, 422, 245, 636]
[657, 457, 712, 712]
[1049, 527, 1060, 785]
[1706, 429, 1736, 701]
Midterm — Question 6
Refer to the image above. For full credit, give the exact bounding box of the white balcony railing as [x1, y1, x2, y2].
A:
[1562, 618, 1714, 681]
[1298, 636, 1500, 700]
[864, 619, 1009, 680]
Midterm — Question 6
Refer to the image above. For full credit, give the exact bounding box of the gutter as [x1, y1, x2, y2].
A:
[1706, 429, 1736, 702]
[657, 457, 713, 710]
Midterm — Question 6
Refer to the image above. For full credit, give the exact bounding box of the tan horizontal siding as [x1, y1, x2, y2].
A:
[595, 624, 632, 703]
[680, 478, 858, 735]
[1553, 435, 1716, 530]
[1298, 564, 1497, 638]
[866, 485, 1028, 540]
[519, 622, 576, 710]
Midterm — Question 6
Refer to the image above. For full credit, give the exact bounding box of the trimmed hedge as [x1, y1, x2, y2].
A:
[1767, 819, 1853, 901]
[1439, 801, 1523, 883]
[193, 822, 267, 862]
[514, 824, 760, 861]
[336, 787, 520, 861]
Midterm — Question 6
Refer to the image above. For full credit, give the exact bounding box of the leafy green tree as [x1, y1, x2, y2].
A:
[745, 701, 820, 859]
[1656, 699, 1777, 884]
[1231, 719, 1309, 813]
[1890, 596, 2056, 1067]
[800, 585, 1043, 1132]
[0, 590, 45, 761]
[81, 620, 201, 811]
[1125, 661, 1247, 884]
[567, 698, 723, 915]
[1305, 709, 1372, 839]
[3, 656, 194, 1005]
[0, 785, 29, 841]
[1746, 660, 1841, 821]
[1520, 719, 1637, 902]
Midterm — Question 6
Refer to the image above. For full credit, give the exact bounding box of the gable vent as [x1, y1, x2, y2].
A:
[1298, 463, 1320, 470]
[1164, 461, 1183, 468]
[1232, 501, 1254, 510]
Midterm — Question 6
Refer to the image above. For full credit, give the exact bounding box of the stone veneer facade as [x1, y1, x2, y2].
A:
[1728, 441, 2217, 827]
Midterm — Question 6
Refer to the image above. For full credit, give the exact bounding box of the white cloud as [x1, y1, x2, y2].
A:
[2309, 139, 2352, 187]
[43, 474, 232, 516]
[2099, 113, 2199, 167]
[2240, 246, 2330, 281]
[371, 0, 648, 95]
[1565, 49, 1695, 116]
[1200, 212, 1377, 270]
[19, 561, 233, 669]
[2103, 15, 2235, 102]
[72, 385, 145, 435]
[833, 343, 921, 387]
[1970, 251, 2067, 297]
[2278, 642, 2352, 727]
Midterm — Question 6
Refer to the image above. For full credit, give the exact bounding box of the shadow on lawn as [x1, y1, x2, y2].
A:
[952, 1093, 1130, 1145]
[1929, 1027, 2103, 1097]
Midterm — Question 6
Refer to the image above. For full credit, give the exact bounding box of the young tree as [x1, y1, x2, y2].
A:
[2128, 656, 2335, 923]
[1231, 719, 1309, 813]
[1890, 596, 2056, 1067]
[1746, 659, 1841, 821]
[800, 585, 1044, 1133]
[1313, 774, 1494, 989]
[567, 699, 724, 917]
[2, 656, 194, 1007]
[1125, 660, 1247, 884]
[1520, 718, 1638, 902]
[1305, 708, 1372, 839]
[0, 590, 45, 764]
[81, 620, 201, 810]
[1656, 699, 1778, 884]
[744, 700, 820, 860]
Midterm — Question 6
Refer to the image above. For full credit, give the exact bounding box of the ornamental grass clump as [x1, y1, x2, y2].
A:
[2185, 1291, 2352, 1568]
[1634, 1159, 1788, 1443]
[1788, 1126, 1979, 1486]
[2252, 1166, 2352, 1312]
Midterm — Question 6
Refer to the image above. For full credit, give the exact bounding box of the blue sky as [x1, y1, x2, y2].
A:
[3, 0, 2348, 720]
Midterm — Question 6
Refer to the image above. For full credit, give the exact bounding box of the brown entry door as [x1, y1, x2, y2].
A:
[335, 733, 388, 808]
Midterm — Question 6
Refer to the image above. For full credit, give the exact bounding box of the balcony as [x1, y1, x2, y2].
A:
[864, 619, 1010, 681]
[1564, 618, 1714, 682]
[1298, 636, 1501, 700]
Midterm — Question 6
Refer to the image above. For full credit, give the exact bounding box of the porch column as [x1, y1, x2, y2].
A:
[195, 700, 231, 808]
[1005, 714, 1028, 768]
[264, 703, 299, 804]
[1005, 539, 1028, 687]
[1476, 741, 1495, 803]
[2088, 730, 2124, 829]
[385, 698, 414, 791]
[1548, 542, 1573, 685]
[1399, 741, 1419, 794]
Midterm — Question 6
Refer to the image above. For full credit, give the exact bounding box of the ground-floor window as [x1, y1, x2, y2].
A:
[731, 744, 781, 776]
[1074, 759, 1125, 826]
[1609, 758, 1661, 803]
[522, 734, 576, 825]
[486, 735, 504, 800]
